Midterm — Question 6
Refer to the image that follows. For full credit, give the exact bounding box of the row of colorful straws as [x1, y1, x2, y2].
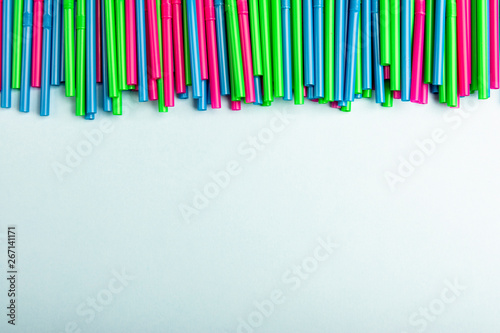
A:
[0, 0, 495, 116]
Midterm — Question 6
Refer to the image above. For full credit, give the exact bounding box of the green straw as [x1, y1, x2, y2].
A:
[115, 0, 130, 90]
[76, 0, 86, 116]
[12, 0, 23, 89]
[226, 0, 245, 99]
[341, 102, 351, 111]
[380, 0, 391, 65]
[259, 0, 273, 103]
[227, 34, 239, 101]
[63, 0, 76, 96]
[439, 37, 447, 103]
[355, 17, 362, 95]
[322, 0, 334, 102]
[156, 0, 167, 112]
[362, 89, 372, 98]
[470, 0, 477, 92]
[446, 0, 457, 106]
[182, 0, 192, 86]
[248, 0, 263, 75]
[389, 0, 400, 90]
[424, 0, 434, 83]
[271, 0, 284, 97]
[104, 0, 119, 97]
[113, 91, 122, 115]
[477, 0, 488, 99]
[291, 0, 303, 104]
[382, 80, 393, 106]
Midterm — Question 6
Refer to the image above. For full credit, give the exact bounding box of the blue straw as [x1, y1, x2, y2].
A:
[1, 0, 13, 108]
[371, 0, 385, 103]
[430, 84, 439, 93]
[307, 85, 315, 99]
[343, 0, 360, 102]
[253, 76, 263, 104]
[101, 0, 112, 111]
[214, 0, 230, 96]
[136, 0, 148, 101]
[303, 0, 314, 87]
[85, 0, 96, 115]
[207, 82, 211, 105]
[333, 0, 346, 101]
[281, 0, 292, 100]
[355, 93, 362, 98]
[20, 0, 33, 112]
[186, 0, 202, 99]
[51, 0, 61, 85]
[197, 80, 207, 110]
[60, 2, 65, 82]
[433, 0, 445, 85]
[178, 90, 189, 99]
[40, 0, 53, 116]
[313, 0, 323, 98]
[401, 0, 411, 100]
[361, 0, 371, 90]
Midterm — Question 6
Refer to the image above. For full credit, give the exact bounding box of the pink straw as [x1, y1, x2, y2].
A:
[457, 0, 470, 96]
[393, 91, 401, 99]
[466, 0, 471, 84]
[96, 0, 102, 83]
[410, 0, 425, 103]
[125, 0, 138, 85]
[490, 0, 499, 88]
[172, 0, 186, 94]
[145, 5, 159, 100]
[161, 0, 175, 106]
[236, 0, 255, 103]
[419, 83, 428, 104]
[204, 0, 221, 108]
[330, 101, 340, 108]
[0, 0, 3, 91]
[32, 0, 44, 87]
[384, 66, 390, 79]
[195, 0, 209, 80]
[146, 0, 162, 79]
[231, 101, 241, 110]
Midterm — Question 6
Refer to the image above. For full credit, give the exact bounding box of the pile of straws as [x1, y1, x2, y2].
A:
[0, 0, 496, 116]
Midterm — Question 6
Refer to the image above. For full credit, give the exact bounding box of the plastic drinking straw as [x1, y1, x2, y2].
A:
[271, 0, 283, 96]
[63, 0, 74, 95]
[1, 0, 3, 93]
[303, 0, 313, 87]
[445, 0, 457, 106]
[477, 0, 488, 98]
[86, 0, 96, 115]
[206, 81, 211, 104]
[371, 0, 384, 103]
[50, 0, 61, 86]
[433, 0, 445, 85]
[322, 0, 333, 101]
[19, 0, 32, 111]
[389, 0, 400, 90]
[343, 0, 360, 102]
[161, 0, 174, 106]
[172, 0, 186, 94]
[31, 0, 42, 87]
[112, 90, 122, 114]
[60, 5, 64, 82]
[231, 100, 241, 109]
[439, 37, 447, 102]
[1, 0, 12, 107]
[384, 65, 389, 78]
[226, 0, 245, 98]
[281, 0, 292, 100]
[489, 0, 499, 88]
[290, 0, 303, 105]
[204, 0, 221, 107]
[101, 0, 112, 111]
[253, 76, 262, 104]
[423, 0, 433, 83]
[258, 0, 272, 102]
[226, 24, 238, 101]
[215, 0, 229, 96]
[313, 0, 323, 98]
[145, 5, 158, 100]
[197, 79, 207, 109]
[401, 0, 411, 100]
[393, 90, 401, 98]
[237, 0, 256, 103]
[466, 0, 470, 85]
[379, 0, 389, 64]
[40, 0, 52, 115]
[194, 0, 207, 80]
[116, 0, 130, 90]
[457, 0, 469, 94]
[340, 101, 351, 111]
[361, 0, 370, 90]
[248, 0, 262, 75]
[410, 0, 425, 103]
[104, 0, 118, 97]
[419, 82, 428, 103]
[430, 83, 438, 93]
[136, 0, 148, 100]
[355, 18, 362, 95]
[182, 0, 191, 94]
[125, 0, 137, 85]
[186, 0, 202, 97]
[382, 80, 393, 105]
[11, 0, 22, 88]
[333, 0, 345, 101]
[156, 0, 167, 111]
[470, 0, 477, 91]
[96, 0, 102, 83]
[75, 0, 85, 116]
[362, 89, 371, 97]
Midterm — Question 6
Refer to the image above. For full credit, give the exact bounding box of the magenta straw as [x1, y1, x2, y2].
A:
[384, 66, 390, 79]
[466, 0, 471, 84]
[32, 0, 43, 87]
[490, 0, 499, 88]
[330, 101, 340, 108]
[195, 0, 208, 80]
[457, 0, 470, 96]
[146, 0, 161, 79]
[236, 0, 255, 103]
[393, 91, 401, 99]
[419, 83, 428, 104]
[231, 100, 241, 110]
[172, 0, 186, 93]
[410, 0, 425, 103]
[125, 0, 138, 85]
[205, 0, 221, 108]
[145, 5, 159, 100]
[162, 0, 175, 106]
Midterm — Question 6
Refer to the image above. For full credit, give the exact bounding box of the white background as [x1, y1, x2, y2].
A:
[1, 86, 499, 332]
